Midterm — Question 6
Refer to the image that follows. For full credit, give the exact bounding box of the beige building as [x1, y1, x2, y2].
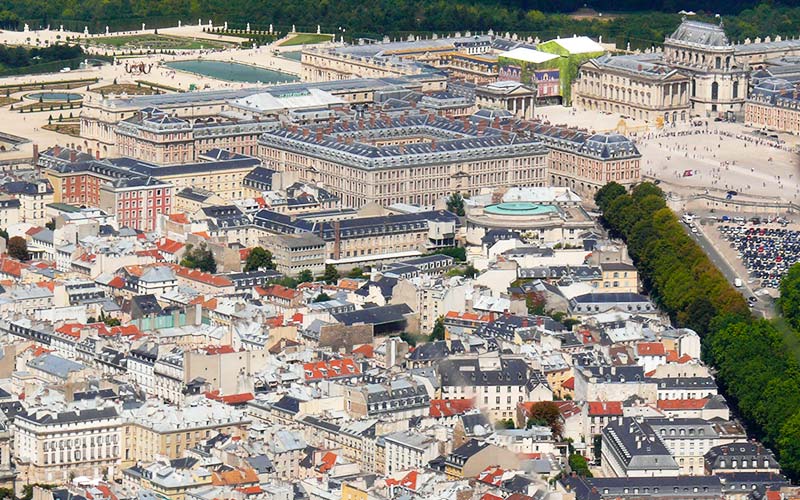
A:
[573, 53, 691, 124]
[259, 232, 326, 276]
[115, 109, 275, 164]
[183, 346, 270, 396]
[745, 78, 800, 133]
[662, 20, 748, 116]
[258, 113, 548, 208]
[0, 180, 54, 227]
[121, 399, 250, 468]
[14, 404, 121, 484]
[529, 123, 641, 197]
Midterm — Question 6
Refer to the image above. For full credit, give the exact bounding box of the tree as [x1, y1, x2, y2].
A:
[431, 247, 466, 262]
[323, 264, 339, 284]
[495, 418, 515, 429]
[594, 181, 626, 212]
[464, 264, 478, 278]
[429, 316, 445, 341]
[348, 267, 365, 279]
[244, 246, 274, 272]
[446, 192, 465, 216]
[526, 291, 546, 315]
[7, 235, 28, 261]
[180, 243, 216, 273]
[313, 292, 332, 302]
[525, 401, 563, 437]
[0, 228, 8, 241]
[45, 219, 55, 230]
[297, 269, 314, 283]
[568, 454, 593, 477]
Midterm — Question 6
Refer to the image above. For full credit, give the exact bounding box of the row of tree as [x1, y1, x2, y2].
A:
[0, 43, 82, 69]
[596, 181, 800, 480]
[10, 1, 800, 51]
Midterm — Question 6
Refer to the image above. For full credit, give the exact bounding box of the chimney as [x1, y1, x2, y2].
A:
[316, 130, 323, 142]
[88, 148, 93, 157]
[32, 144, 39, 165]
[302, 128, 310, 138]
[70, 150, 77, 163]
[96, 149, 101, 160]
[431, 139, 437, 150]
[521, 318, 528, 328]
[53, 145, 61, 157]
[333, 221, 341, 260]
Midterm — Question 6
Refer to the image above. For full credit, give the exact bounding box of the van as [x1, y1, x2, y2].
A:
[734, 216, 746, 225]
[734, 278, 743, 287]
[682, 214, 694, 224]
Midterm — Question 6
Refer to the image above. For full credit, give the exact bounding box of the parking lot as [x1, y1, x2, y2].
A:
[716, 222, 796, 290]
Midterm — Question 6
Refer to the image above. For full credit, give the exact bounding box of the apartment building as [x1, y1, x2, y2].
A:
[120, 399, 250, 468]
[14, 404, 121, 484]
[438, 354, 551, 421]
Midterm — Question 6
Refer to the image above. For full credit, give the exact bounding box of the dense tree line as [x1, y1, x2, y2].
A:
[0, 44, 82, 69]
[9, 1, 800, 51]
[596, 181, 800, 480]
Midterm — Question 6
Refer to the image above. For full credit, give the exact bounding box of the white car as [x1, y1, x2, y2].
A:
[691, 227, 698, 234]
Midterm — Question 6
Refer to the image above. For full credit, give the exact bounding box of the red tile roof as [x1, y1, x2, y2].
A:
[239, 248, 251, 261]
[477, 466, 505, 486]
[317, 451, 337, 473]
[203, 345, 235, 355]
[107, 276, 126, 289]
[206, 390, 254, 405]
[554, 400, 582, 419]
[157, 238, 185, 254]
[563, 377, 575, 390]
[429, 398, 475, 418]
[588, 401, 623, 416]
[260, 284, 302, 301]
[656, 398, 709, 410]
[386, 470, 418, 491]
[637, 342, 666, 356]
[169, 213, 189, 224]
[211, 468, 259, 486]
[303, 358, 360, 381]
[352, 344, 374, 358]
[171, 264, 233, 288]
[0, 258, 22, 277]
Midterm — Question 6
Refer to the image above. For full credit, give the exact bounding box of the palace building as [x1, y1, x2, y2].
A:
[572, 53, 692, 124]
[573, 19, 800, 121]
[258, 111, 549, 208]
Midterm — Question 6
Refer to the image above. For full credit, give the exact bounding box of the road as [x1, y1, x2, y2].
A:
[681, 220, 775, 319]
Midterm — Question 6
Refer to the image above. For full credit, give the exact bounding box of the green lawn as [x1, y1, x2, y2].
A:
[279, 33, 332, 46]
[88, 34, 230, 50]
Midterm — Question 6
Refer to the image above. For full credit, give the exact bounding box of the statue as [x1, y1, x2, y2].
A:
[105, 26, 109, 35]
[246, 23, 251, 32]
[59, 25, 63, 32]
[198, 19, 202, 27]
[269, 24, 273, 33]
[142, 23, 145, 31]
[178, 20, 181, 27]
[84, 26, 89, 35]
[292, 24, 296, 33]
[23, 23, 29, 32]
[224, 21, 228, 30]
[317, 25, 321, 34]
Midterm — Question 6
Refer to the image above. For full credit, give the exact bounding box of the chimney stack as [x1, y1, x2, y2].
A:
[32, 144, 39, 165]
[96, 149, 101, 160]
[69, 150, 77, 163]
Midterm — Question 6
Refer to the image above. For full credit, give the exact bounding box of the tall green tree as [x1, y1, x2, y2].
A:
[297, 269, 314, 283]
[7, 235, 28, 261]
[429, 316, 445, 341]
[323, 264, 339, 284]
[180, 243, 216, 273]
[244, 247, 275, 272]
[446, 192, 465, 216]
